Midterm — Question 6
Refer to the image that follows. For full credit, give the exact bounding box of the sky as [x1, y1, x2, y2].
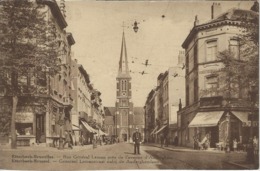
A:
[64, 0, 254, 107]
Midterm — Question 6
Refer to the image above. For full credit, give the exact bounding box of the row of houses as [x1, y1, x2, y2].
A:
[144, 3, 259, 149]
[0, 0, 105, 147]
[144, 51, 185, 145]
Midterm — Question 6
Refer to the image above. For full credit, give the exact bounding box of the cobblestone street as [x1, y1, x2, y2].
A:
[0, 142, 254, 170]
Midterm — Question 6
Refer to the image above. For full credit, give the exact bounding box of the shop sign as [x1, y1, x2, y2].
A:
[15, 112, 33, 123]
[200, 96, 223, 107]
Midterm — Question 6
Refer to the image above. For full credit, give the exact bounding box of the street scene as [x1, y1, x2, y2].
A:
[0, 0, 259, 170]
[0, 143, 250, 170]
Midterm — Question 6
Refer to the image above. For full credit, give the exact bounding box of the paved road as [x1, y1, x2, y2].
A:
[0, 142, 244, 170]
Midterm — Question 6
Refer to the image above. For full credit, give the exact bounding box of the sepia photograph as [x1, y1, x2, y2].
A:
[0, 0, 259, 170]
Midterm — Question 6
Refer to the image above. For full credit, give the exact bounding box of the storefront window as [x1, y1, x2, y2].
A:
[16, 123, 33, 135]
[15, 112, 34, 135]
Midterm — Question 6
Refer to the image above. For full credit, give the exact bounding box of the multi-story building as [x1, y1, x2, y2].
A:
[178, 3, 258, 149]
[145, 51, 185, 145]
[104, 31, 145, 142]
[0, 0, 76, 146]
[70, 59, 105, 145]
[144, 89, 156, 143]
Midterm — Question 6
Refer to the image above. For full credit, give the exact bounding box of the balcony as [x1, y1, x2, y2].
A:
[179, 96, 253, 115]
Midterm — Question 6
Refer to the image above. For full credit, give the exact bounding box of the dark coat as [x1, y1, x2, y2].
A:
[133, 131, 142, 144]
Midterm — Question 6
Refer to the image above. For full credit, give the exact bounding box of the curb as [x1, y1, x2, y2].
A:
[224, 161, 254, 169]
[146, 144, 226, 154]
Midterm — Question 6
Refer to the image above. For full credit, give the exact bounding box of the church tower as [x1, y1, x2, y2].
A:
[115, 32, 134, 142]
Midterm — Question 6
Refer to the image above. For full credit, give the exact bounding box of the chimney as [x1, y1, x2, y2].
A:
[211, 3, 222, 19]
[74, 59, 78, 63]
[60, 0, 66, 18]
[194, 15, 199, 26]
[179, 99, 182, 111]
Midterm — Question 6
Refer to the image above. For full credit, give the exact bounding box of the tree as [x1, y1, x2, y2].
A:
[0, 0, 59, 148]
[202, 8, 259, 103]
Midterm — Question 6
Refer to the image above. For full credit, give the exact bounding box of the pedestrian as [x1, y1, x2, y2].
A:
[80, 134, 85, 146]
[174, 136, 178, 146]
[160, 134, 164, 147]
[63, 130, 73, 149]
[233, 138, 237, 152]
[253, 136, 258, 155]
[132, 127, 142, 155]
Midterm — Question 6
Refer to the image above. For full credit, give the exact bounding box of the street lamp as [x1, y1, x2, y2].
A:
[247, 84, 257, 164]
[133, 21, 139, 33]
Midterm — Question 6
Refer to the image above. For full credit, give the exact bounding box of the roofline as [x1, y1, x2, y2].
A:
[67, 33, 75, 46]
[78, 65, 90, 84]
[182, 8, 259, 49]
[182, 19, 243, 49]
[37, 0, 68, 30]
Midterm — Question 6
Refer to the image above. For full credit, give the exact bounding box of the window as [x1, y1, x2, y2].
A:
[205, 75, 218, 96]
[186, 54, 189, 75]
[186, 84, 189, 106]
[229, 39, 239, 59]
[121, 80, 127, 93]
[194, 44, 198, 65]
[121, 99, 128, 107]
[194, 77, 198, 102]
[206, 40, 217, 62]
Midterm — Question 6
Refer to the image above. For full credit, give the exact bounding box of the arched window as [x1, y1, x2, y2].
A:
[121, 80, 126, 91]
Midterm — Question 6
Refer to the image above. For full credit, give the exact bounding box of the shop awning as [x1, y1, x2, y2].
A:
[72, 125, 81, 131]
[231, 111, 249, 124]
[155, 125, 167, 134]
[150, 126, 158, 135]
[81, 121, 96, 133]
[98, 129, 108, 136]
[189, 111, 224, 127]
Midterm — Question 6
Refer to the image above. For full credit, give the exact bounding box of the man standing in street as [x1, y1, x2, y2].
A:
[133, 128, 142, 155]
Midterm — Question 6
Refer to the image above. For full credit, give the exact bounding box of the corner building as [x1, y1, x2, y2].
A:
[177, 3, 259, 149]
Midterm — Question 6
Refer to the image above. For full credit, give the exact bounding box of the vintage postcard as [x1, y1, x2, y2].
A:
[0, 0, 259, 170]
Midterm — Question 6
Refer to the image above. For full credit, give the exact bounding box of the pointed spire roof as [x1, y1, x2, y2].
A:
[117, 31, 131, 78]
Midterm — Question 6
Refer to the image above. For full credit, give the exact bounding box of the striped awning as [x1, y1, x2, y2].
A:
[72, 125, 81, 131]
[98, 129, 108, 136]
[81, 121, 98, 133]
[150, 126, 158, 135]
[155, 125, 167, 134]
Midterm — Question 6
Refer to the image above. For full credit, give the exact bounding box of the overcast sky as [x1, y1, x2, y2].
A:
[65, 0, 253, 107]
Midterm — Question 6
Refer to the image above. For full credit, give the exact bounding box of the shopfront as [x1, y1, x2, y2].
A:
[15, 110, 36, 146]
[188, 110, 258, 150]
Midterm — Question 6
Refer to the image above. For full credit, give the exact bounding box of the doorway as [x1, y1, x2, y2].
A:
[36, 114, 45, 143]
[122, 133, 127, 141]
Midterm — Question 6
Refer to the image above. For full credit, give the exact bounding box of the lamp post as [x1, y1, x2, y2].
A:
[247, 84, 257, 164]
[225, 112, 230, 153]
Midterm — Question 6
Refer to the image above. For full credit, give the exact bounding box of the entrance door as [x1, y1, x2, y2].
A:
[122, 133, 127, 141]
[230, 121, 239, 150]
[36, 114, 45, 143]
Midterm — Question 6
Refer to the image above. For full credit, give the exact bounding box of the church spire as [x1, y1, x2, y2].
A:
[117, 31, 131, 78]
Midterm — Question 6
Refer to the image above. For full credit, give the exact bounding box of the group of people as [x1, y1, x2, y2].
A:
[193, 133, 210, 150]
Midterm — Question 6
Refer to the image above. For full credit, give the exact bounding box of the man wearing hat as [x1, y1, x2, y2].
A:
[132, 127, 142, 154]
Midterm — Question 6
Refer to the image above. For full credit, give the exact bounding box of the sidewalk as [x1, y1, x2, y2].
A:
[145, 143, 258, 169]
[145, 142, 225, 153]
[0, 143, 105, 152]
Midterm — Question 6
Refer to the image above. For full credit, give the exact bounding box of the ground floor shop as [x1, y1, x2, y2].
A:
[0, 97, 74, 147]
[178, 110, 259, 150]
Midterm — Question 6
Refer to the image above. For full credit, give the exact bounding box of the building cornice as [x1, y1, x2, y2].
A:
[182, 19, 243, 49]
[37, 0, 68, 30]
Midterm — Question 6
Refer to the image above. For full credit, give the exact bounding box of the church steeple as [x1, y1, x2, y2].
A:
[117, 31, 131, 78]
